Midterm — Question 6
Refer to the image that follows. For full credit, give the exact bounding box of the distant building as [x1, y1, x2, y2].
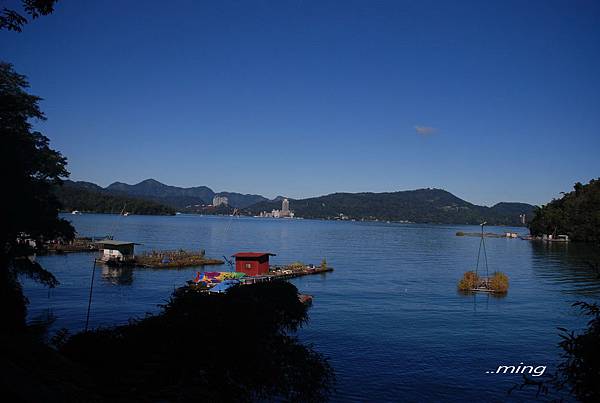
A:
[519, 213, 526, 225]
[282, 198, 290, 215]
[258, 197, 295, 218]
[213, 195, 229, 207]
[278, 198, 294, 217]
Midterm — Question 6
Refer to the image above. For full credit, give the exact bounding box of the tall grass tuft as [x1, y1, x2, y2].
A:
[489, 271, 509, 293]
[458, 271, 479, 291]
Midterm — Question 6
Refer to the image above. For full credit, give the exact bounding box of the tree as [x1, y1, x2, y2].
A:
[529, 179, 600, 242]
[1, 62, 74, 332]
[0, 0, 58, 32]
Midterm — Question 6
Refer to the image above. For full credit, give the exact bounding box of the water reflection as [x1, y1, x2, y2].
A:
[530, 241, 600, 296]
[101, 265, 134, 286]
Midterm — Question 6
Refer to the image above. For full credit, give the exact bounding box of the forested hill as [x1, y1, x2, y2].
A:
[105, 179, 268, 208]
[56, 181, 176, 215]
[529, 179, 600, 242]
[246, 189, 535, 226]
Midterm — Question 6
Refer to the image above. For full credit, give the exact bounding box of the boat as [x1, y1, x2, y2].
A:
[71, 210, 81, 215]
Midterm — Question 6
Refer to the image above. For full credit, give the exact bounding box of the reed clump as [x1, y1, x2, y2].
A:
[488, 271, 509, 293]
[458, 271, 479, 291]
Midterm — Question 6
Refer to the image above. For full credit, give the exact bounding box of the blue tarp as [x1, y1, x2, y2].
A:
[208, 279, 240, 294]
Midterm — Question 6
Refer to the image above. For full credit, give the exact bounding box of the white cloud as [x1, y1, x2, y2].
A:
[415, 126, 436, 136]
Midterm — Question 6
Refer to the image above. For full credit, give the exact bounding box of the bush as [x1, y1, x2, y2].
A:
[458, 271, 479, 291]
[489, 271, 509, 293]
[59, 281, 334, 401]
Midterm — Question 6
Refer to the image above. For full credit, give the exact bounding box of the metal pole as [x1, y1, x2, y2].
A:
[475, 225, 483, 276]
[482, 232, 489, 278]
[85, 259, 97, 332]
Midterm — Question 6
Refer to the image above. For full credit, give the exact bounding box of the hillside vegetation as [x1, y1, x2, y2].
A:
[529, 179, 600, 242]
[56, 181, 175, 215]
[106, 179, 268, 208]
[246, 189, 534, 226]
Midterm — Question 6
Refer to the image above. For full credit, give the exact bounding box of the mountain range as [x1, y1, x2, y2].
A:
[61, 179, 535, 225]
[246, 189, 535, 226]
[65, 179, 269, 209]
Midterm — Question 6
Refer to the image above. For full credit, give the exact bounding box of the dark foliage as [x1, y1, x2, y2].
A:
[60, 281, 335, 402]
[57, 181, 176, 215]
[247, 189, 534, 226]
[511, 301, 600, 402]
[0, 0, 57, 32]
[529, 179, 600, 242]
[1, 62, 74, 331]
[552, 302, 600, 402]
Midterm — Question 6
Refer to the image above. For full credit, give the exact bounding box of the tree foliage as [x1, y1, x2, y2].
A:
[529, 179, 600, 242]
[59, 281, 335, 402]
[1, 62, 74, 331]
[0, 0, 58, 32]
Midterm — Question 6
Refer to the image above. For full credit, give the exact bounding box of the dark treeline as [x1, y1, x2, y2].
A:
[55, 282, 334, 402]
[56, 181, 176, 215]
[529, 179, 600, 242]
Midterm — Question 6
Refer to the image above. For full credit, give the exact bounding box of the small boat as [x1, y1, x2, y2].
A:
[71, 210, 81, 215]
[120, 202, 129, 216]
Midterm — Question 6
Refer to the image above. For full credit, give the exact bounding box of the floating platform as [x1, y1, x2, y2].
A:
[456, 231, 521, 239]
[134, 250, 224, 268]
[187, 265, 334, 293]
[45, 237, 106, 254]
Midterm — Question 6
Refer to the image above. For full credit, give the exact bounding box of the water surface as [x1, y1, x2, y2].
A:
[23, 214, 600, 402]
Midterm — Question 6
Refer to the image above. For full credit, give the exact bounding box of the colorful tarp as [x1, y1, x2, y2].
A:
[193, 271, 246, 284]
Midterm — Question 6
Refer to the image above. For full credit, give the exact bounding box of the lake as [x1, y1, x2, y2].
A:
[23, 214, 600, 402]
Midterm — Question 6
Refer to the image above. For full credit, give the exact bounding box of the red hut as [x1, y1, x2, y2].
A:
[233, 252, 275, 276]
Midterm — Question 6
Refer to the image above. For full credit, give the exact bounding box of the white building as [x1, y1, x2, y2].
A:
[281, 198, 290, 215]
[213, 195, 229, 207]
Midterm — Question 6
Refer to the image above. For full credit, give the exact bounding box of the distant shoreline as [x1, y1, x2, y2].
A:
[61, 212, 528, 228]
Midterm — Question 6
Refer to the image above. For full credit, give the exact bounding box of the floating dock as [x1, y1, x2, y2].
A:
[135, 250, 224, 268]
[188, 264, 334, 293]
[45, 237, 105, 254]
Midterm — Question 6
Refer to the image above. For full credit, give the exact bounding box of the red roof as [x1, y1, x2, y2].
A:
[232, 252, 276, 258]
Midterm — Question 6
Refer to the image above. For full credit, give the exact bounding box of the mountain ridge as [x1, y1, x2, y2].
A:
[245, 188, 534, 226]
[102, 179, 268, 208]
[64, 179, 535, 225]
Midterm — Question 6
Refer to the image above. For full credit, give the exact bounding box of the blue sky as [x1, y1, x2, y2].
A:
[1, 0, 599, 205]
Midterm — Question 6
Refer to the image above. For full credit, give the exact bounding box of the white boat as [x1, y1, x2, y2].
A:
[71, 210, 81, 215]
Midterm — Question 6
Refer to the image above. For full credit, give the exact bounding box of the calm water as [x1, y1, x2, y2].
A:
[23, 214, 600, 402]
